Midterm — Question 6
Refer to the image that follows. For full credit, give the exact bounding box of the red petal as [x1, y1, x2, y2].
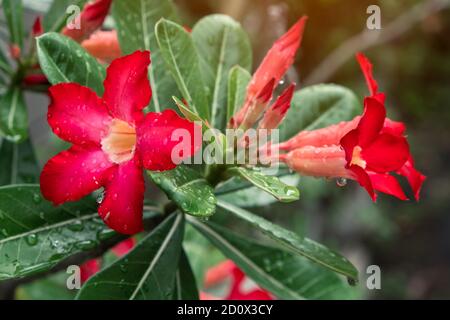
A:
[362, 133, 410, 173]
[357, 97, 386, 147]
[63, 0, 112, 42]
[246, 17, 307, 101]
[349, 165, 376, 201]
[40, 146, 115, 205]
[32, 17, 43, 37]
[397, 159, 426, 201]
[340, 129, 359, 164]
[111, 238, 136, 257]
[80, 259, 101, 283]
[137, 109, 201, 171]
[369, 172, 408, 200]
[48, 83, 112, 146]
[98, 158, 144, 235]
[204, 260, 236, 288]
[383, 118, 406, 136]
[356, 53, 378, 96]
[103, 51, 151, 124]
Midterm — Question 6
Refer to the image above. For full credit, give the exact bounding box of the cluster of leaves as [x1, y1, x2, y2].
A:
[0, 0, 363, 299]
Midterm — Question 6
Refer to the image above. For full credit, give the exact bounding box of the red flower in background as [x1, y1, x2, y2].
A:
[63, 0, 113, 42]
[279, 53, 425, 201]
[230, 17, 307, 129]
[202, 260, 273, 300]
[40, 51, 199, 234]
[80, 238, 136, 283]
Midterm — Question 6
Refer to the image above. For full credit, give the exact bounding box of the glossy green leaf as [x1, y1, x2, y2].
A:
[112, 0, 180, 112]
[183, 223, 225, 287]
[0, 185, 118, 281]
[2, 0, 24, 48]
[155, 19, 209, 120]
[226, 65, 251, 124]
[77, 213, 184, 300]
[188, 217, 356, 299]
[36, 32, 106, 95]
[0, 138, 39, 186]
[148, 166, 216, 218]
[173, 250, 199, 300]
[278, 84, 362, 141]
[225, 167, 299, 203]
[192, 14, 252, 130]
[216, 200, 359, 282]
[43, 0, 88, 32]
[0, 87, 28, 142]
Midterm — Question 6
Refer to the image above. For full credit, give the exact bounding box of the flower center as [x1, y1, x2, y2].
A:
[101, 119, 136, 164]
[350, 146, 367, 168]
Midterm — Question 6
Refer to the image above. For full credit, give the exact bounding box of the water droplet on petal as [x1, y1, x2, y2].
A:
[336, 177, 347, 187]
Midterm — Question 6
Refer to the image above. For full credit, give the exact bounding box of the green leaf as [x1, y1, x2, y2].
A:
[225, 167, 299, 203]
[43, 0, 89, 32]
[77, 213, 184, 300]
[216, 200, 359, 282]
[2, 0, 24, 48]
[112, 0, 180, 112]
[0, 138, 39, 186]
[173, 249, 199, 300]
[188, 218, 356, 300]
[148, 166, 216, 218]
[183, 223, 225, 287]
[0, 47, 12, 75]
[226, 65, 251, 125]
[192, 14, 252, 130]
[0, 185, 118, 281]
[0, 87, 28, 142]
[155, 19, 209, 120]
[16, 272, 76, 300]
[278, 84, 362, 141]
[36, 32, 106, 95]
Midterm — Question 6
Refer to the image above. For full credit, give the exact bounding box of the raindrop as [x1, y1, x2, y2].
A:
[75, 240, 96, 251]
[336, 177, 347, 187]
[96, 192, 105, 204]
[32, 193, 42, 204]
[97, 228, 115, 241]
[68, 220, 84, 232]
[119, 264, 128, 273]
[25, 234, 39, 246]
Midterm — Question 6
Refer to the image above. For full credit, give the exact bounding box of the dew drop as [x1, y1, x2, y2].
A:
[336, 177, 347, 187]
[32, 193, 42, 204]
[25, 234, 38, 246]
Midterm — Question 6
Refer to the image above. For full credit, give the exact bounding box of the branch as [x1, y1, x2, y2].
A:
[304, 0, 450, 86]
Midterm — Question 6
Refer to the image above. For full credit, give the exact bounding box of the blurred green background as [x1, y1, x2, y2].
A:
[1, 0, 449, 299]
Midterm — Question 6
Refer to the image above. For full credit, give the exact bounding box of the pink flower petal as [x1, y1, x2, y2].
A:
[357, 97, 386, 147]
[137, 109, 201, 171]
[48, 83, 112, 147]
[40, 145, 115, 205]
[369, 172, 408, 200]
[103, 51, 151, 124]
[98, 157, 144, 235]
[356, 52, 378, 96]
[362, 133, 410, 173]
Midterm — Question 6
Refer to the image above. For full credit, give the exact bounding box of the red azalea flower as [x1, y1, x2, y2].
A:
[230, 17, 307, 128]
[63, 0, 113, 42]
[40, 51, 199, 234]
[278, 53, 425, 201]
[202, 260, 273, 300]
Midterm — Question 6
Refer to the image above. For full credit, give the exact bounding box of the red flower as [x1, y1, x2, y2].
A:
[40, 51, 199, 234]
[279, 53, 425, 201]
[202, 260, 273, 300]
[63, 0, 113, 42]
[231, 17, 307, 128]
